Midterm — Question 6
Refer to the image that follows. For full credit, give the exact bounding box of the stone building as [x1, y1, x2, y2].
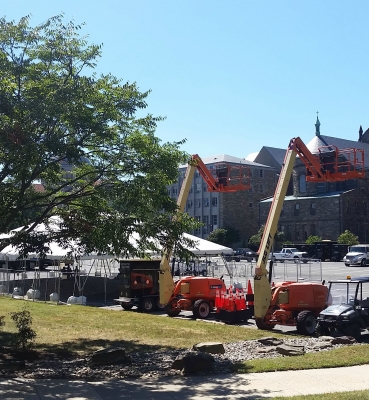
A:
[259, 118, 369, 244]
[167, 155, 278, 246]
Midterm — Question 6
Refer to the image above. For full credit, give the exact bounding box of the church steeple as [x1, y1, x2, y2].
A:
[315, 112, 321, 136]
[359, 125, 363, 142]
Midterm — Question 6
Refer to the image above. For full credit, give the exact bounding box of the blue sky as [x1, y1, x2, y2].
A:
[3, 1, 369, 159]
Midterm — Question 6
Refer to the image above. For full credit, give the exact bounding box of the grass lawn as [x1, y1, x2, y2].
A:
[273, 390, 369, 399]
[1, 296, 369, 375]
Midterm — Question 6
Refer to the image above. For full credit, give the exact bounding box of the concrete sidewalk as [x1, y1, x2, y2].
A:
[1, 365, 369, 399]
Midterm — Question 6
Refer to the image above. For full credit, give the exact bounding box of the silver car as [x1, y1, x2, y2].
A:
[344, 245, 369, 267]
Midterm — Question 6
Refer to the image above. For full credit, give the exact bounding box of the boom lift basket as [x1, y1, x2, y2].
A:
[306, 146, 365, 182]
[212, 163, 251, 192]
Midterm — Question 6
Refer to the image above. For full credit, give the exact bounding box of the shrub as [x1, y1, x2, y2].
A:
[10, 307, 36, 352]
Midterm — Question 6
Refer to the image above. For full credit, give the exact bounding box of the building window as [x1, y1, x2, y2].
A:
[317, 183, 326, 193]
[203, 185, 207, 192]
[190, 186, 193, 193]
[259, 184, 263, 193]
[260, 169, 264, 178]
[172, 187, 178, 195]
[187, 200, 193, 209]
[195, 171, 200, 177]
[299, 175, 306, 193]
[195, 183, 201, 192]
[249, 202, 253, 208]
[294, 203, 300, 216]
[212, 197, 218, 207]
[211, 214, 218, 227]
[303, 224, 308, 240]
[194, 216, 201, 234]
[167, 189, 171, 195]
[249, 186, 253, 193]
[310, 202, 316, 215]
[286, 225, 291, 240]
[203, 198, 209, 207]
[195, 199, 201, 208]
[202, 215, 209, 234]
[280, 225, 285, 232]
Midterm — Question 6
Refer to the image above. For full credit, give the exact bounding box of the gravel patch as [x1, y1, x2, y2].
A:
[0, 337, 365, 381]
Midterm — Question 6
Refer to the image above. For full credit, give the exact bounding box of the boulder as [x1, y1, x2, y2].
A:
[257, 337, 284, 346]
[255, 346, 277, 354]
[193, 342, 225, 354]
[310, 342, 332, 350]
[90, 348, 132, 366]
[276, 344, 305, 356]
[331, 336, 356, 345]
[172, 351, 214, 373]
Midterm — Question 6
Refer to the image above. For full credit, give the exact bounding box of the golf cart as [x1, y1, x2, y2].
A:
[316, 276, 369, 340]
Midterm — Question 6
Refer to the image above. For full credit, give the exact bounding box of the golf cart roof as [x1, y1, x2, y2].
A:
[328, 276, 369, 284]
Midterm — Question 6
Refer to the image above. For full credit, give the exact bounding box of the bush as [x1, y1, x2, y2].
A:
[337, 230, 359, 246]
[10, 307, 36, 352]
[306, 235, 322, 244]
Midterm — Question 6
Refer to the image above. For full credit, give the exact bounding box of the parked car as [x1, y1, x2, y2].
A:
[343, 245, 369, 267]
[234, 248, 257, 262]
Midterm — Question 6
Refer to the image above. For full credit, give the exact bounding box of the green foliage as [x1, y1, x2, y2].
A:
[207, 227, 240, 247]
[10, 306, 36, 352]
[248, 225, 286, 251]
[337, 230, 359, 245]
[306, 235, 322, 244]
[0, 14, 195, 258]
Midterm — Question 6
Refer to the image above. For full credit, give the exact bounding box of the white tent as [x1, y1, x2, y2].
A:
[182, 233, 232, 255]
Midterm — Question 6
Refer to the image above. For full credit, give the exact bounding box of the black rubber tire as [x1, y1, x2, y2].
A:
[255, 318, 275, 330]
[272, 256, 277, 263]
[193, 299, 211, 319]
[296, 310, 317, 336]
[165, 299, 181, 317]
[155, 298, 166, 311]
[121, 304, 133, 311]
[140, 297, 155, 313]
[361, 259, 367, 267]
[315, 322, 330, 337]
[345, 323, 361, 340]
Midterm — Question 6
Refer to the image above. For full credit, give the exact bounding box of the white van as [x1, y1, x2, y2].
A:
[343, 245, 369, 267]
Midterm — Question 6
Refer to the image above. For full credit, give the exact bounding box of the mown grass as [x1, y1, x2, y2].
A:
[1, 296, 369, 376]
[273, 390, 369, 400]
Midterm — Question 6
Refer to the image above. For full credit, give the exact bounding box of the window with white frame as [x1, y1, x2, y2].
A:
[195, 199, 201, 208]
[195, 183, 201, 192]
[211, 197, 218, 207]
[211, 214, 218, 227]
[203, 198, 209, 207]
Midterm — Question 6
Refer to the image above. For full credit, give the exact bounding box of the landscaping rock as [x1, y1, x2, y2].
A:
[310, 342, 332, 350]
[172, 351, 214, 373]
[331, 336, 356, 345]
[90, 347, 132, 366]
[257, 337, 284, 346]
[255, 346, 277, 354]
[276, 344, 305, 356]
[193, 342, 225, 354]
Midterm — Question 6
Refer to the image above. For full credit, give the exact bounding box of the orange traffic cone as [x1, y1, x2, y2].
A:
[247, 280, 254, 306]
[215, 290, 221, 312]
[239, 288, 246, 310]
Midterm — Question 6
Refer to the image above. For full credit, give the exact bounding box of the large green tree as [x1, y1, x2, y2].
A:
[206, 227, 240, 248]
[0, 14, 198, 258]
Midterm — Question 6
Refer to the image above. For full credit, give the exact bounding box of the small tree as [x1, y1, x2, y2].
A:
[10, 307, 36, 352]
[248, 225, 286, 251]
[207, 227, 240, 247]
[306, 235, 322, 244]
[337, 230, 359, 245]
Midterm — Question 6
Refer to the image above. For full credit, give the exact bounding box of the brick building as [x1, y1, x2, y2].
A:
[259, 119, 369, 244]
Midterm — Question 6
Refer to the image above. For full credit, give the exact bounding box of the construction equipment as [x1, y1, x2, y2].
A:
[160, 154, 250, 316]
[254, 137, 364, 334]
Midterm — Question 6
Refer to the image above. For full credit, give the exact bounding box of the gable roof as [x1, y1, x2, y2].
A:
[180, 154, 274, 169]
[306, 135, 369, 168]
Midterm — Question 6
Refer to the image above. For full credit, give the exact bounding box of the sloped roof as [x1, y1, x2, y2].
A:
[306, 135, 369, 168]
[180, 154, 274, 169]
[261, 146, 286, 166]
[260, 190, 350, 203]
